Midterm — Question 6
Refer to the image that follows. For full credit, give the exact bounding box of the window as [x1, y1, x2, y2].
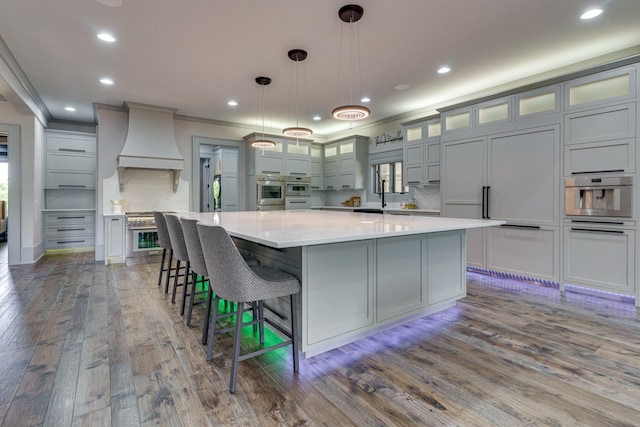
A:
[373, 162, 407, 194]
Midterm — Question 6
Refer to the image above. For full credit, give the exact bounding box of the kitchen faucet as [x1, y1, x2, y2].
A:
[377, 171, 387, 209]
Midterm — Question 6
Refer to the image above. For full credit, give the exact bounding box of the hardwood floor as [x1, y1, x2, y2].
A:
[1, 247, 639, 426]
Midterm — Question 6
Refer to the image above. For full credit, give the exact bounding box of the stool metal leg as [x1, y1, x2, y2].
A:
[229, 302, 245, 394]
[206, 295, 221, 362]
[157, 248, 167, 287]
[290, 293, 299, 373]
[202, 283, 213, 345]
[164, 250, 174, 294]
[180, 261, 191, 315]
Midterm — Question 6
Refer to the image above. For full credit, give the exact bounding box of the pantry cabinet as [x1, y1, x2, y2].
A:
[442, 125, 560, 280]
[43, 131, 97, 252]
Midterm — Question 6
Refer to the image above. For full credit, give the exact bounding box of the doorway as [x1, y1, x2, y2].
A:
[0, 125, 20, 265]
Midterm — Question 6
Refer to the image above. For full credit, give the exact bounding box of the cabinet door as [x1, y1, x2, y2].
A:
[106, 217, 124, 258]
[564, 227, 635, 295]
[324, 158, 338, 175]
[425, 230, 466, 305]
[425, 141, 441, 162]
[304, 240, 374, 345]
[46, 133, 96, 153]
[338, 173, 356, 190]
[564, 138, 635, 175]
[442, 138, 486, 208]
[324, 174, 338, 190]
[46, 171, 96, 189]
[377, 236, 424, 321]
[46, 152, 96, 172]
[488, 126, 559, 225]
[426, 164, 440, 184]
[286, 157, 310, 176]
[404, 144, 424, 185]
[256, 155, 284, 175]
[487, 225, 559, 282]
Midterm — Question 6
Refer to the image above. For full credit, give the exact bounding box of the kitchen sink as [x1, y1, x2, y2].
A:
[353, 208, 384, 214]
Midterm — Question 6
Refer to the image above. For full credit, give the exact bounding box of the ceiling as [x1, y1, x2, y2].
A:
[1, 0, 640, 138]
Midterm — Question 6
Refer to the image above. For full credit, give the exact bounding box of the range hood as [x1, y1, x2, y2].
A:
[117, 102, 184, 192]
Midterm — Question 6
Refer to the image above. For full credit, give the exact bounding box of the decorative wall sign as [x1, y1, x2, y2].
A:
[374, 130, 403, 146]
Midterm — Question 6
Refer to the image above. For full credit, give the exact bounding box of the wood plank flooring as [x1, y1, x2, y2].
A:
[1, 246, 639, 426]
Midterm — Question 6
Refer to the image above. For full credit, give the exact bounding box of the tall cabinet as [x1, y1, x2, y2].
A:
[43, 131, 97, 251]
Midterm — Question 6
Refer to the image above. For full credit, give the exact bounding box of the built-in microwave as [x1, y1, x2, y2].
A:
[285, 176, 311, 196]
[565, 176, 633, 217]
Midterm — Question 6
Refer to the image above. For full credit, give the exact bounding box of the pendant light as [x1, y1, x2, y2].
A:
[283, 49, 313, 138]
[251, 76, 276, 149]
[331, 4, 370, 121]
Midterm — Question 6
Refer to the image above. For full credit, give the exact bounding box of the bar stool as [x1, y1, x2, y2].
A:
[181, 218, 260, 343]
[153, 211, 176, 292]
[164, 214, 191, 314]
[197, 223, 300, 394]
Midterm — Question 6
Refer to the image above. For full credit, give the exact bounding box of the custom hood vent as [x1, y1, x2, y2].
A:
[117, 102, 184, 192]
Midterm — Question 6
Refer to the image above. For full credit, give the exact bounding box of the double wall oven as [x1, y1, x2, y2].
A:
[256, 175, 311, 210]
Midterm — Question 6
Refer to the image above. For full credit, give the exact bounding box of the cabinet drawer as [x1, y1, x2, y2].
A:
[46, 134, 96, 153]
[46, 171, 96, 189]
[44, 212, 95, 226]
[286, 157, 310, 176]
[256, 155, 284, 175]
[564, 138, 635, 175]
[405, 164, 424, 185]
[487, 225, 559, 282]
[564, 227, 634, 295]
[46, 152, 96, 172]
[45, 225, 95, 238]
[45, 236, 95, 250]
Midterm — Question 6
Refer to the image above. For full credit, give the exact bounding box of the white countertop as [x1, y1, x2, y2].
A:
[312, 206, 441, 214]
[184, 210, 503, 249]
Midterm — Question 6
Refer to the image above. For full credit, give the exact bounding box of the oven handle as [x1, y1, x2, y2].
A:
[571, 169, 625, 175]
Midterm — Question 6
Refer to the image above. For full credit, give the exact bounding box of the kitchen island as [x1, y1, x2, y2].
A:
[185, 210, 503, 357]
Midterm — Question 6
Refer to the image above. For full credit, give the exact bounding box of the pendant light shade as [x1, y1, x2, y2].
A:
[332, 4, 370, 122]
[283, 49, 313, 138]
[252, 76, 276, 149]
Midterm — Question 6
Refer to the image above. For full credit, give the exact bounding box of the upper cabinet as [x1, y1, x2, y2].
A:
[563, 66, 636, 111]
[245, 134, 312, 176]
[515, 85, 561, 119]
[402, 117, 441, 186]
[323, 136, 368, 190]
[45, 132, 97, 189]
[310, 143, 324, 190]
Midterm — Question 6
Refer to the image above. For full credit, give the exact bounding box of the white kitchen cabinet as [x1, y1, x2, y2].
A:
[44, 210, 96, 251]
[476, 97, 512, 127]
[285, 140, 311, 176]
[323, 136, 368, 190]
[105, 215, 125, 264]
[442, 125, 560, 280]
[564, 224, 635, 295]
[402, 117, 441, 186]
[377, 235, 424, 322]
[45, 132, 97, 189]
[311, 143, 324, 190]
[563, 66, 636, 111]
[515, 85, 561, 119]
[304, 239, 374, 345]
[255, 141, 284, 175]
[564, 102, 636, 146]
[487, 225, 559, 282]
[564, 138, 635, 176]
[425, 230, 466, 305]
[442, 106, 473, 133]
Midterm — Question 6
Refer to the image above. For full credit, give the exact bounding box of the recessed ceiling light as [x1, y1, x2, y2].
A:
[581, 8, 603, 20]
[97, 33, 116, 43]
[100, 78, 114, 85]
[394, 84, 410, 91]
[64, 106, 76, 112]
[437, 66, 451, 74]
[361, 97, 371, 103]
[227, 100, 238, 106]
[313, 115, 321, 121]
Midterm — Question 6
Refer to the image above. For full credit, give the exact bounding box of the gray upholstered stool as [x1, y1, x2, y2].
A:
[197, 223, 300, 394]
[164, 214, 191, 314]
[153, 211, 176, 292]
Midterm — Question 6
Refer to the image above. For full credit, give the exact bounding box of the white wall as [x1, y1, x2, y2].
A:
[0, 100, 44, 264]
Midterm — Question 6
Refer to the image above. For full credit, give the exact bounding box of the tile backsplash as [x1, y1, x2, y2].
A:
[103, 169, 189, 214]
